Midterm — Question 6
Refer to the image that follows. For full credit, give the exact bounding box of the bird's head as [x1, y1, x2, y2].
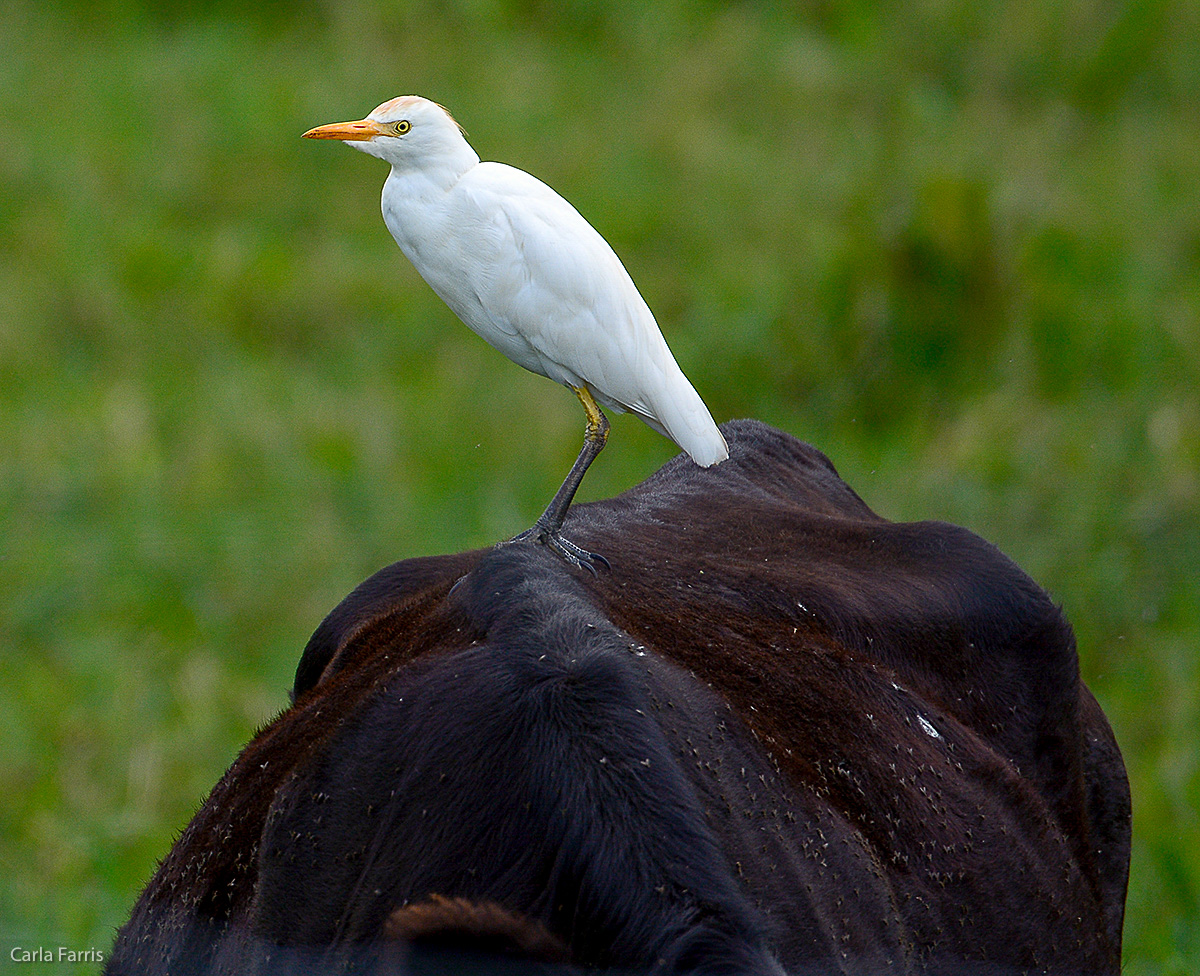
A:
[303, 95, 479, 176]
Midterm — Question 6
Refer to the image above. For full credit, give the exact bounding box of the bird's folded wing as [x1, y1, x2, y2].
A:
[455, 163, 665, 417]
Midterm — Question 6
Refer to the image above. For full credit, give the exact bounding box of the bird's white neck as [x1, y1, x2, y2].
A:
[387, 142, 481, 196]
[380, 150, 478, 271]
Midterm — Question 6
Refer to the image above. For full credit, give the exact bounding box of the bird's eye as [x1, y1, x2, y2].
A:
[392, 120, 411, 135]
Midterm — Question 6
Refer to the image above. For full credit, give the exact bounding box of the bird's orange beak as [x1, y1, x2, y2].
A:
[302, 119, 387, 141]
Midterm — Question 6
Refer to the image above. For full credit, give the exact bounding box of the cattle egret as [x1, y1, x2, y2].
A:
[303, 96, 727, 571]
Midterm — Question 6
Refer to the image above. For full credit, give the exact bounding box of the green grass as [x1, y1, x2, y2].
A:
[2, 1, 1197, 970]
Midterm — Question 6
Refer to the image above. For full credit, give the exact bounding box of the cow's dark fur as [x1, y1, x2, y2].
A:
[106, 421, 1130, 975]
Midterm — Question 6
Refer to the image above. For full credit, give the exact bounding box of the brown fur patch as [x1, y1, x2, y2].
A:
[384, 894, 569, 961]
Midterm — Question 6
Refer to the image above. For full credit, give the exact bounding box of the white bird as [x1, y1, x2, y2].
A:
[303, 96, 727, 571]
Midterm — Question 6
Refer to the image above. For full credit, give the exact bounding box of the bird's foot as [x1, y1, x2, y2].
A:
[505, 523, 610, 575]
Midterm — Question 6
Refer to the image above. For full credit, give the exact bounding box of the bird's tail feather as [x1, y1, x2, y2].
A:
[631, 370, 728, 468]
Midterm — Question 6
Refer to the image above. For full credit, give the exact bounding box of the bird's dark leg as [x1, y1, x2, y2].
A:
[508, 385, 610, 573]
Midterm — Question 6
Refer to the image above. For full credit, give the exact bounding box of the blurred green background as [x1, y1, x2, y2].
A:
[1, 0, 1196, 970]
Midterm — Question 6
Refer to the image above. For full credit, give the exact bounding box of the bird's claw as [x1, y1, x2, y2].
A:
[504, 525, 610, 575]
[545, 532, 610, 576]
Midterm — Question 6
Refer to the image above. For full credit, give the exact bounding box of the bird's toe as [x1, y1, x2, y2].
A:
[544, 532, 610, 576]
[501, 525, 609, 575]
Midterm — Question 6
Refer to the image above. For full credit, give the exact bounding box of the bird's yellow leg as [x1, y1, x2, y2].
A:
[575, 384, 610, 446]
[506, 384, 610, 573]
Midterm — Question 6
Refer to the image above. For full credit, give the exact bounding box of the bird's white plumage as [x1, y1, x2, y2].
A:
[320, 96, 727, 467]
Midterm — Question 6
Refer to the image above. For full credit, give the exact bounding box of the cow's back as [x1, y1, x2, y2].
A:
[106, 420, 1130, 975]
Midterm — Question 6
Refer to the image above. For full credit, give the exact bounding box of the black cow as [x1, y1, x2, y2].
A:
[106, 421, 1130, 975]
